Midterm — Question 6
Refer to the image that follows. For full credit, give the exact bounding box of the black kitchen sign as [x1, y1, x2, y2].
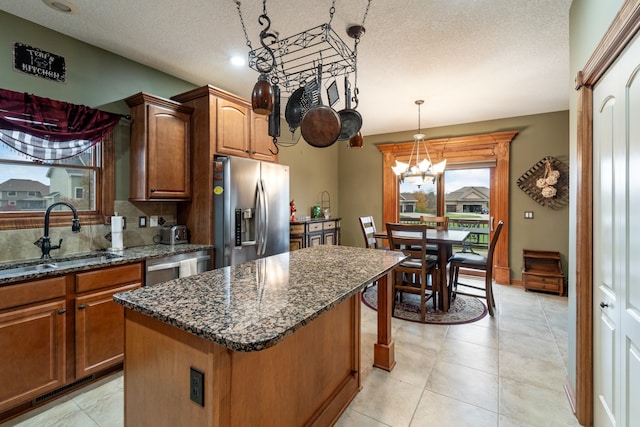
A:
[13, 43, 66, 83]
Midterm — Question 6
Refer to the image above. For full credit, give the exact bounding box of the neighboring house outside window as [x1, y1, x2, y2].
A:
[444, 186, 489, 214]
[399, 193, 417, 213]
[0, 178, 49, 211]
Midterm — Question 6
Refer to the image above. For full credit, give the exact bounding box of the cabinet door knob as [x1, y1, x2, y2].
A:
[57, 308, 66, 315]
[150, 188, 157, 193]
[599, 301, 609, 308]
[78, 304, 87, 310]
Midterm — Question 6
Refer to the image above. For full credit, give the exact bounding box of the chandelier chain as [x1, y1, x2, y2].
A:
[328, 0, 336, 26]
[234, 1, 253, 51]
[361, 0, 372, 26]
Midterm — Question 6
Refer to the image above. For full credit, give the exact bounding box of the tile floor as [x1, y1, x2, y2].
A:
[3, 281, 579, 427]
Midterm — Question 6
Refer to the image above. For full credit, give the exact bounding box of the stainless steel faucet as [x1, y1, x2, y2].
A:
[34, 201, 81, 259]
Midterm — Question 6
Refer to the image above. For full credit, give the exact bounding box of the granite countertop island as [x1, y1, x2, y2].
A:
[113, 245, 405, 427]
[114, 245, 404, 352]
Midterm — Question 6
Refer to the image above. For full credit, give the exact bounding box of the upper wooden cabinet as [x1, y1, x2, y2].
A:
[251, 112, 277, 162]
[217, 97, 251, 157]
[172, 85, 277, 163]
[125, 93, 194, 201]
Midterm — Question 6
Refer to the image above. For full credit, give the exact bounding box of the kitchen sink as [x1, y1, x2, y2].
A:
[0, 253, 124, 279]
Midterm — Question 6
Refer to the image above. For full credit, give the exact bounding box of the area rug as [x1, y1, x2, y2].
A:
[361, 284, 487, 325]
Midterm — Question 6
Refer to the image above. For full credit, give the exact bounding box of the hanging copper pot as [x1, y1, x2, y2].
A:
[348, 131, 364, 148]
[300, 64, 342, 147]
[252, 73, 274, 115]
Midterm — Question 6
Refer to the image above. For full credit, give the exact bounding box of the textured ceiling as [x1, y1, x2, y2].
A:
[0, 0, 572, 136]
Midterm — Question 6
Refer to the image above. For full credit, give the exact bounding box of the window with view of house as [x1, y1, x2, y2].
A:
[0, 88, 121, 228]
[0, 143, 98, 212]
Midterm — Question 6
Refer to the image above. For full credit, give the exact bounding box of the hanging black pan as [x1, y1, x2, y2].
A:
[284, 86, 306, 132]
[301, 64, 342, 147]
[337, 77, 362, 141]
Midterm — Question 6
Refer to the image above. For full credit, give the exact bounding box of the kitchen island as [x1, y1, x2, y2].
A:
[114, 245, 405, 427]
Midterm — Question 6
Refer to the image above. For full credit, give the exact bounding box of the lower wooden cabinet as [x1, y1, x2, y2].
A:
[75, 283, 140, 377]
[0, 299, 66, 413]
[289, 218, 341, 251]
[0, 262, 142, 421]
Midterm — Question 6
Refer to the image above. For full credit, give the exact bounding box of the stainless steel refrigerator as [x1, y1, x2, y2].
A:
[213, 156, 290, 268]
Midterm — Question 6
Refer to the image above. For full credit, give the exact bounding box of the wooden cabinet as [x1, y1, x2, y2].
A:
[217, 97, 251, 157]
[171, 85, 277, 245]
[216, 96, 276, 162]
[0, 262, 143, 420]
[289, 218, 341, 251]
[0, 277, 67, 413]
[75, 264, 142, 378]
[251, 112, 277, 162]
[522, 249, 564, 295]
[125, 92, 194, 201]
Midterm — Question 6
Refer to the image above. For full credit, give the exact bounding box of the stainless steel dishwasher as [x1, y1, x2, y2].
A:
[145, 250, 211, 286]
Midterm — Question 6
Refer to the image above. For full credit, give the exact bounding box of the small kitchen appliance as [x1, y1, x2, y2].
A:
[160, 225, 188, 245]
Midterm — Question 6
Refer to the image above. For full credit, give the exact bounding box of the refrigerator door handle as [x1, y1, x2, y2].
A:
[260, 178, 269, 255]
[256, 179, 268, 256]
[256, 180, 264, 255]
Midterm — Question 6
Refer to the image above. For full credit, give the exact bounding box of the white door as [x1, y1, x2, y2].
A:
[593, 32, 640, 427]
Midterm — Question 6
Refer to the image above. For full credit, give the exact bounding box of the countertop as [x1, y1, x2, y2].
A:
[290, 217, 341, 224]
[0, 243, 213, 286]
[113, 245, 405, 352]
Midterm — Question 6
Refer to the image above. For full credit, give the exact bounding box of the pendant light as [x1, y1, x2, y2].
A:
[391, 100, 446, 187]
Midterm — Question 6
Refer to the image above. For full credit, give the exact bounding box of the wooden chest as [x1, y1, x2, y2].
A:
[522, 249, 564, 295]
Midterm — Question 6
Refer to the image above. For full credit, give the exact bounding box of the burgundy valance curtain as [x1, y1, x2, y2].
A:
[0, 88, 121, 160]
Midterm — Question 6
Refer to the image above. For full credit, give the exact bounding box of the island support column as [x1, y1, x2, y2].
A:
[373, 271, 396, 371]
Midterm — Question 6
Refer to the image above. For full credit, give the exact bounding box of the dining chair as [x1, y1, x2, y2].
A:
[448, 220, 504, 316]
[359, 216, 387, 249]
[419, 216, 449, 256]
[419, 215, 449, 230]
[386, 223, 438, 322]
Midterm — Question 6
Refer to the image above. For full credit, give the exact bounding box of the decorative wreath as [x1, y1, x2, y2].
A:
[517, 156, 569, 209]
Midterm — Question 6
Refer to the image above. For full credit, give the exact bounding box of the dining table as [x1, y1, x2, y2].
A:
[375, 227, 470, 312]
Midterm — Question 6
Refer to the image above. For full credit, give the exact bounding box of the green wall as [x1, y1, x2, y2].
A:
[0, 11, 198, 200]
[277, 133, 340, 221]
[0, 12, 195, 107]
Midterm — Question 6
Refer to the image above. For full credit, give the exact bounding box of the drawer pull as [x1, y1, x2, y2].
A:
[78, 304, 87, 310]
[599, 301, 609, 308]
[57, 308, 66, 315]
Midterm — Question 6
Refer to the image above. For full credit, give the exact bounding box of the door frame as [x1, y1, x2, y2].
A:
[378, 130, 517, 284]
[574, 1, 640, 425]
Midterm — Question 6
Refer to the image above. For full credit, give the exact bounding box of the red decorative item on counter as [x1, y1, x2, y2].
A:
[290, 199, 296, 221]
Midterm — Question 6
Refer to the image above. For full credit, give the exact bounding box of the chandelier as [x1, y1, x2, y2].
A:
[391, 100, 447, 187]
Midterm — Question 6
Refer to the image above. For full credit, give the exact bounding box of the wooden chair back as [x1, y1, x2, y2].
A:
[386, 222, 437, 321]
[485, 220, 504, 278]
[419, 215, 449, 230]
[359, 216, 379, 249]
[385, 223, 428, 263]
[448, 220, 504, 316]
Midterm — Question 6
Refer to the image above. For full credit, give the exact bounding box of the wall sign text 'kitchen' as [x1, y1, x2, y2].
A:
[13, 43, 66, 83]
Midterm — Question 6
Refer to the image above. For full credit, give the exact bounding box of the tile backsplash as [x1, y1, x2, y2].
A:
[0, 200, 177, 263]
